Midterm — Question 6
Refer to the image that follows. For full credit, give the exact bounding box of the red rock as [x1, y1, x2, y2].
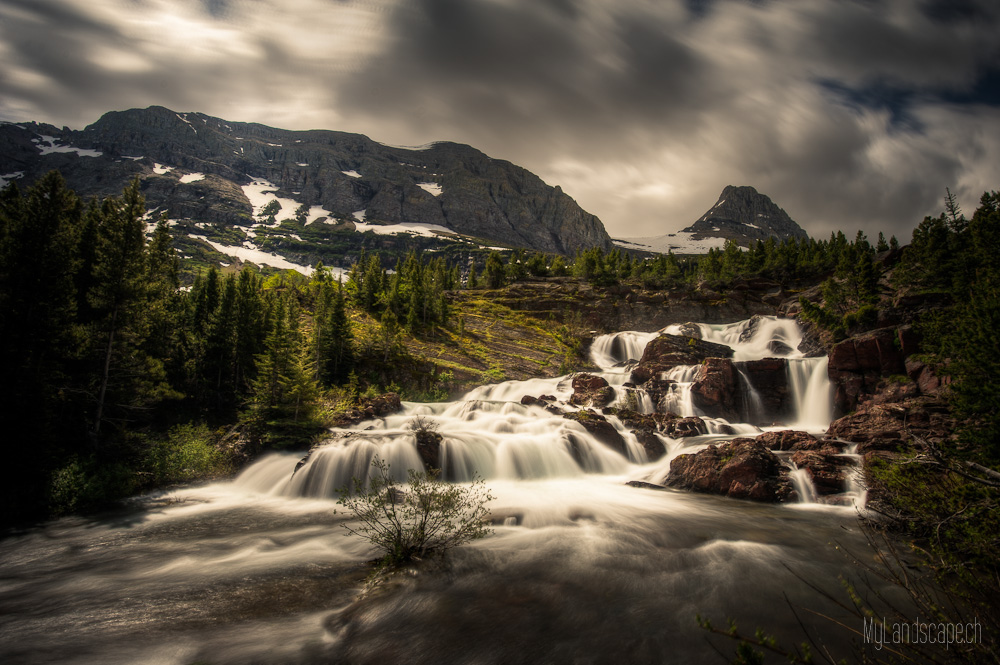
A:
[630, 334, 733, 384]
[570, 373, 616, 407]
[755, 430, 820, 451]
[691, 358, 738, 420]
[665, 438, 794, 502]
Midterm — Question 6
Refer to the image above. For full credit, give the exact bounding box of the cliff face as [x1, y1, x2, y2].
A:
[0, 106, 612, 255]
[682, 185, 808, 247]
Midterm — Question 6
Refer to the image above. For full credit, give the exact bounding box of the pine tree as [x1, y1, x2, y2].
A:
[88, 178, 149, 436]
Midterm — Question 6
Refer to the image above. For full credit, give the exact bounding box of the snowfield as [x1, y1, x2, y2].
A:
[614, 231, 728, 255]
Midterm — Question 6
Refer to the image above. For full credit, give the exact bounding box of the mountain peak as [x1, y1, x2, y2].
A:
[682, 185, 807, 246]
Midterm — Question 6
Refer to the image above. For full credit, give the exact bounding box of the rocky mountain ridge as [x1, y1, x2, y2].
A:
[0, 106, 612, 257]
[682, 185, 808, 247]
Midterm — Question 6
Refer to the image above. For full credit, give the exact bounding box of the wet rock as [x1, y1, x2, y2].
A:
[633, 429, 667, 461]
[676, 322, 702, 339]
[737, 358, 790, 421]
[795, 320, 828, 358]
[767, 339, 794, 356]
[691, 358, 738, 421]
[570, 373, 616, 408]
[630, 334, 733, 385]
[521, 395, 547, 407]
[625, 480, 667, 490]
[414, 430, 443, 471]
[663, 416, 708, 438]
[790, 450, 853, 495]
[665, 438, 794, 502]
[738, 315, 765, 343]
[755, 430, 820, 451]
[563, 409, 627, 457]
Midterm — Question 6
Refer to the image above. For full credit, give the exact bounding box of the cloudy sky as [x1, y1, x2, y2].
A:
[2, 0, 999, 240]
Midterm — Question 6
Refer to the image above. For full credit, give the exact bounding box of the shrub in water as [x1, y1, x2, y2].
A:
[337, 458, 494, 566]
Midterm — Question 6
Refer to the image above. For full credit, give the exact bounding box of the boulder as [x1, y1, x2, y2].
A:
[691, 358, 738, 420]
[630, 334, 733, 385]
[633, 428, 667, 461]
[663, 416, 709, 438]
[563, 409, 627, 457]
[789, 450, 853, 495]
[665, 438, 794, 502]
[414, 430, 443, 472]
[755, 430, 820, 451]
[570, 373, 616, 408]
[768, 339, 795, 356]
[520, 395, 547, 407]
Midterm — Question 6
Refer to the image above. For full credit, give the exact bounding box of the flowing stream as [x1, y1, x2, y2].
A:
[0, 317, 895, 664]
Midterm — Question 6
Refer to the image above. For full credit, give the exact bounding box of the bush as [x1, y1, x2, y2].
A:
[337, 458, 494, 566]
[145, 423, 230, 484]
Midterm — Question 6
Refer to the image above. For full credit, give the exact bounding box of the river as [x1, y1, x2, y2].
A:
[0, 317, 899, 664]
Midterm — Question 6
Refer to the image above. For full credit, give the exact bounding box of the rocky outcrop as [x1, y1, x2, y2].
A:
[630, 335, 733, 384]
[1, 106, 614, 256]
[664, 416, 709, 438]
[495, 279, 777, 333]
[690, 358, 738, 420]
[789, 450, 854, 496]
[687, 357, 790, 424]
[570, 374, 616, 408]
[754, 430, 851, 496]
[755, 430, 821, 452]
[738, 358, 790, 420]
[826, 394, 955, 455]
[665, 438, 794, 502]
[827, 328, 907, 415]
[681, 185, 809, 248]
[327, 393, 402, 428]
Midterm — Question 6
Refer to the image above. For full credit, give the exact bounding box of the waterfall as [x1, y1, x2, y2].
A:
[590, 331, 660, 367]
[734, 364, 765, 424]
[233, 315, 852, 508]
[789, 465, 819, 504]
[787, 357, 833, 430]
[660, 365, 700, 416]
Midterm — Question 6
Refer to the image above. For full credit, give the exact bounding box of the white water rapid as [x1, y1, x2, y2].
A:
[1, 316, 886, 665]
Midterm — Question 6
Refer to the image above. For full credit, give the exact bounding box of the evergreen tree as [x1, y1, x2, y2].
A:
[87, 178, 150, 436]
[484, 251, 506, 289]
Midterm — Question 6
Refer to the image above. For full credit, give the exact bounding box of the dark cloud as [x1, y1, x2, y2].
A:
[2, 0, 999, 242]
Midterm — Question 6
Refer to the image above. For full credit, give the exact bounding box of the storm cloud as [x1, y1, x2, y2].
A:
[2, 0, 999, 240]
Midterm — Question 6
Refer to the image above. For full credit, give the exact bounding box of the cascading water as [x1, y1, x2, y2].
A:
[241, 315, 840, 503]
[1, 315, 876, 665]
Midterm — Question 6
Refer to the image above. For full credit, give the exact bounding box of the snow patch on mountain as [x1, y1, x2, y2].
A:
[1, 171, 24, 187]
[33, 135, 102, 158]
[417, 182, 443, 197]
[179, 173, 205, 184]
[353, 221, 454, 238]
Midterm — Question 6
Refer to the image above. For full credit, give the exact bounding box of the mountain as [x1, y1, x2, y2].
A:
[613, 185, 808, 255]
[0, 106, 612, 267]
[682, 185, 808, 246]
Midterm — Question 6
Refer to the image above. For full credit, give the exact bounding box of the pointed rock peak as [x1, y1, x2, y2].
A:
[683, 185, 808, 246]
